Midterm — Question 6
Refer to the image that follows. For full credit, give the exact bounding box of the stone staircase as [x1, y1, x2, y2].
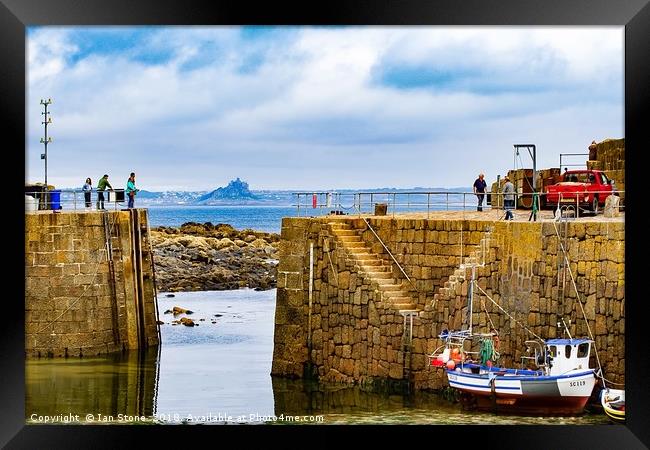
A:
[328, 221, 418, 311]
[435, 233, 491, 299]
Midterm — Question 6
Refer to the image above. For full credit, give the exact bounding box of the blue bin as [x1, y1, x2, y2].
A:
[49, 190, 62, 210]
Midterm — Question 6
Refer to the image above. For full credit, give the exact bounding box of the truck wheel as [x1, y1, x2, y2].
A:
[591, 196, 599, 214]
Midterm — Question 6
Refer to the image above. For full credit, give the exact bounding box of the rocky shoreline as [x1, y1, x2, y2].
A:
[151, 222, 280, 292]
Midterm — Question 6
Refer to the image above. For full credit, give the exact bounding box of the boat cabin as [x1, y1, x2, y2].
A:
[545, 339, 592, 376]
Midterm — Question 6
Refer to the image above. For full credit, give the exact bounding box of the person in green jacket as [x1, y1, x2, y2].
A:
[96, 174, 113, 210]
[126, 172, 139, 208]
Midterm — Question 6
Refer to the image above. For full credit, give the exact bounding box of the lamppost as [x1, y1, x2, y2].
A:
[40, 98, 53, 187]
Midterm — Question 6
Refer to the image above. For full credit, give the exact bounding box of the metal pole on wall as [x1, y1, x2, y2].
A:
[40, 98, 53, 187]
[308, 241, 314, 349]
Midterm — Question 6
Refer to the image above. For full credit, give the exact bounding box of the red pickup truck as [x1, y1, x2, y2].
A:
[545, 169, 615, 213]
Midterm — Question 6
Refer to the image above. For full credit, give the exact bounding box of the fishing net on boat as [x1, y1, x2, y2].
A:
[479, 337, 500, 365]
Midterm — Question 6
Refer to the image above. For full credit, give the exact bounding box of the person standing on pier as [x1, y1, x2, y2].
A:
[473, 173, 487, 211]
[126, 172, 139, 208]
[82, 178, 92, 209]
[96, 174, 113, 210]
[503, 175, 515, 220]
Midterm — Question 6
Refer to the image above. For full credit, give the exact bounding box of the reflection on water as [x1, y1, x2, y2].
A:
[271, 378, 610, 425]
[26, 349, 160, 420]
[26, 289, 611, 425]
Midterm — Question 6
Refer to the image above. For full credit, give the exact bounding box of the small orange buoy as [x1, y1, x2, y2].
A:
[446, 359, 456, 370]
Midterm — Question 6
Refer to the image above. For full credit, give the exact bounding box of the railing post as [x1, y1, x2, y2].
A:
[427, 193, 430, 219]
[446, 192, 449, 211]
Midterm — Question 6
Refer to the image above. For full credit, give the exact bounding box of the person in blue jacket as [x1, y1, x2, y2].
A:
[126, 172, 139, 208]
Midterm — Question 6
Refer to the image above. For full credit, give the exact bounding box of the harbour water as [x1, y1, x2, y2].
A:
[147, 206, 296, 233]
[26, 289, 611, 425]
[145, 199, 477, 233]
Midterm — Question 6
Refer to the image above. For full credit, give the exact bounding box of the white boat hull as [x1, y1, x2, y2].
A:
[446, 366, 596, 415]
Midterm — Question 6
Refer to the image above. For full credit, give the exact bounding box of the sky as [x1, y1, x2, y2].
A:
[26, 26, 624, 191]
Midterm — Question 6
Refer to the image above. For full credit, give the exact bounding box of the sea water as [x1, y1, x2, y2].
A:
[26, 289, 611, 425]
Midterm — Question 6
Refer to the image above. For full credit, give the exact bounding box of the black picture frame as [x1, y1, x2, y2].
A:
[3, 0, 648, 447]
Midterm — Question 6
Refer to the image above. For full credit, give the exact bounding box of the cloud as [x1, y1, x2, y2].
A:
[26, 26, 623, 190]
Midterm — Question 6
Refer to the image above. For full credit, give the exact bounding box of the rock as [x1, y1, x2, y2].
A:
[214, 314, 223, 317]
[180, 317, 195, 327]
[248, 238, 266, 248]
[150, 225, 279, 293]
[165, 293, 175, 298]
[213, 238, 236, 250]
[199, 318, 205, 321]
[156, 320, 165, 325]
[173, 306, 193, 315]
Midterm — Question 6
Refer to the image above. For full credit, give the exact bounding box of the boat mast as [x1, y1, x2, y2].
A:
[468, 265, 475, 335]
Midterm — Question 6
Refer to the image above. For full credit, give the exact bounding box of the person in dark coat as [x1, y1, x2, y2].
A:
[473, 173, 487, 211]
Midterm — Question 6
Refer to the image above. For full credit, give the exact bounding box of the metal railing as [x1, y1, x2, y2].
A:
[293, 190, 624, 219]
[25, 188, 127, 212]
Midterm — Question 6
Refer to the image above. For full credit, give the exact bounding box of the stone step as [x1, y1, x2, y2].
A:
[334, 231, 361, 241]
[328, 223, 351, 230]
[356, 259, 383, 266]
[389, 296, 415, 304]
[364, 271, 393, 279]
[342, 241, 366, 248]
[349, 252, 376, 259]
[359, 264, 390, 272]
[380, 283, 407, 292]
[375, 278, 404, 286]
[332, 229, 358, 236]
[394, 303, 417, 310]
[339, 236, 370, 246]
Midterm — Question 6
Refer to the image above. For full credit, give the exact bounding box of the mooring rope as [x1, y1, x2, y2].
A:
[474, 283, 544, 341]
[551, 220, 607, 387]
[480, 297, 498, 336]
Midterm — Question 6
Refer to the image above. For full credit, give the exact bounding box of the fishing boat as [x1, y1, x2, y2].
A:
[431, 332, 597, 415]
[428, 254, 597, 415]
[600, 388, 625, 423]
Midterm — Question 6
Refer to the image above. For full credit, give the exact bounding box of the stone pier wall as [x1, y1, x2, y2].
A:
[25, 209, 159, 357]
[271, 216, 625, 390]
